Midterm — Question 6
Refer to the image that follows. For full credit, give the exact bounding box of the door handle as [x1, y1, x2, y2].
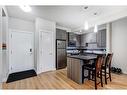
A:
[49, 53, 52, 55]
[29, 48, 33, 55]
[30, 48, 32, 52]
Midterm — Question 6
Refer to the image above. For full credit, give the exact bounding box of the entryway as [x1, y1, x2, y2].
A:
[9, 30, 34, 74]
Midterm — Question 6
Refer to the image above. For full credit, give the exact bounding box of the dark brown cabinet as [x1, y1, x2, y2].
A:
[68, 33, 81, 47]
[56, 28, 67, 40]
[97, 29, 106, 47]
[80, 29, 106, 48]
[67, 57, 83, 84]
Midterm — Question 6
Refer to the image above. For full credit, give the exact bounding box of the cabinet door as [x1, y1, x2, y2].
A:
[56, 28, 67, 40]
[97, 31, 102, 47]
[101, 30, 106, 47]
[69, 33, 81, 46]
[97, 29, 106, 47]
[85, 32, 96, 43]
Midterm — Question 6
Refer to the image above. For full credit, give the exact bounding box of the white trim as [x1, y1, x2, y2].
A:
[56, 25, 71, 32]
[2, 76, 8, 82]
[9, 29, 34, 34]
[122, 71, 127, 75]
[0, 83, 2, 89]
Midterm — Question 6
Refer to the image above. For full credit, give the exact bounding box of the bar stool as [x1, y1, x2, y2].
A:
[82, 55, 105, 89]
[102, 53, 113, 84]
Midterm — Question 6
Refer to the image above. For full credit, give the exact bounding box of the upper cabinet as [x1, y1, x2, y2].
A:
[80, 29, 106, 48]
[56, 28, 67, 40]
[80, 32, 97, 46]
[68, 33, 81, 47]
[85, 32, 97, 43]
[97, 29, 106, 47]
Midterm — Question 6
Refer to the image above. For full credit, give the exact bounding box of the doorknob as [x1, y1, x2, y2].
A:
[29, 48, 33, 55]
[30, 48, 32, 52]
[49, 53, 52, 55]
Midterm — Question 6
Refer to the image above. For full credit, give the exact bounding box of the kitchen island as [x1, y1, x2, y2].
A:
[67, 55, 97, 84]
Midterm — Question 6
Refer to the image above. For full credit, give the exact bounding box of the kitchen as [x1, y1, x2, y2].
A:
[1, 6, 127, 90]
[56, 24, 106, 68]
[56, 23, 107, 88]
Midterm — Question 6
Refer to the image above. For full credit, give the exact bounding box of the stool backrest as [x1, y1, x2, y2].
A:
[105, 53, 113, 68]
[96, 55, 105, 73]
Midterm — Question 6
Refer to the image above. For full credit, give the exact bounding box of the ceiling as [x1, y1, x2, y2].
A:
[6, 6, 127, 30]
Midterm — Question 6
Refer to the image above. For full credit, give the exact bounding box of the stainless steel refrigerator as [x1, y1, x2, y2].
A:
[56, 39, 67, 69]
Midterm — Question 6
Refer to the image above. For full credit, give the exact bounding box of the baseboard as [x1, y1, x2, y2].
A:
[122, 71, 127, 74]
[2, 76, 8, 82]
[37, 68, 56, 75]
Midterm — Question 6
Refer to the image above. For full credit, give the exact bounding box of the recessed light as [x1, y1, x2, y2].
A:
[19, 5, 31, 12]
[84, 6, 88, 9]
[94, 12, 97, 15]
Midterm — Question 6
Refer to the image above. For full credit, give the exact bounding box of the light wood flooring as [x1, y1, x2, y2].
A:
[2, 69, 127, 89]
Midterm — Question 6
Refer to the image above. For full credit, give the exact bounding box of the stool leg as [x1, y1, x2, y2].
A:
[100, 70, 103, 87]
[94, 71, 97, 89]
[109, 67, 112, 82]
[92, 71, 94, 80]
[88, 70, 90, 80]
[82, 66, 84, 83]
[105, 68, 107, 84]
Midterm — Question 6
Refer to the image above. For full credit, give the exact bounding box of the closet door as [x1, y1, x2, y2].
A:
[39, 30, 54, 73]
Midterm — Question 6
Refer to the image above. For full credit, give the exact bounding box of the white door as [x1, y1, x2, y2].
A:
[39, 30, 54, 72]
[9, 30, 34, 73]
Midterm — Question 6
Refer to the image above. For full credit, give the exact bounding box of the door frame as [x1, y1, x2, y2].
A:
[9, 29, 35, 74]
[0, 7, 2, 84]
[37, 29, 56, 74]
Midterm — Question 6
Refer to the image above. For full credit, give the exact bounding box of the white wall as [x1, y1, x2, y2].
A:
[0, 6, 2, 87]
[35, 17, 56, 74]
[8, 17, 35, 32]
[111, 17, 127, 74]
[2, 16, 8, 81]
[1, 6, 9, 82]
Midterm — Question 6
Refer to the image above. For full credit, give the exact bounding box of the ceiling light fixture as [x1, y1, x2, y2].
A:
[94, 12, 97, 16]
[84, 21, 89, 30]
[19, 5, 31, 12]
[84, 6, 88, 9]
[94, 25, 98, 33]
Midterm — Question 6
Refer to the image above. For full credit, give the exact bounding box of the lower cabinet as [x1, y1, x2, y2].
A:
[67, 57, 83, 84]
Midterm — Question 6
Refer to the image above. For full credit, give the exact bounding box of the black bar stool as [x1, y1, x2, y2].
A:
[102, 53, 113, 84]
[82, 55, 105, 89]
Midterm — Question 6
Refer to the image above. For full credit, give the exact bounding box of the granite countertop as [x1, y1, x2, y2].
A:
[67, 55, 97, 60]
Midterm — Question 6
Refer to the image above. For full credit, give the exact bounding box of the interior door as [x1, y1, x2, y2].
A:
[9, 30, 34, 73]
[39, 31, 54, 72]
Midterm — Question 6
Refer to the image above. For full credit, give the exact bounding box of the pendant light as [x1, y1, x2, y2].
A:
[94, 25, 98, 33]
[84, 21, 89, 30]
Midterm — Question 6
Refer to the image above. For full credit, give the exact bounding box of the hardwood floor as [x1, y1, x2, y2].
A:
[2, 69, 127, 89]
